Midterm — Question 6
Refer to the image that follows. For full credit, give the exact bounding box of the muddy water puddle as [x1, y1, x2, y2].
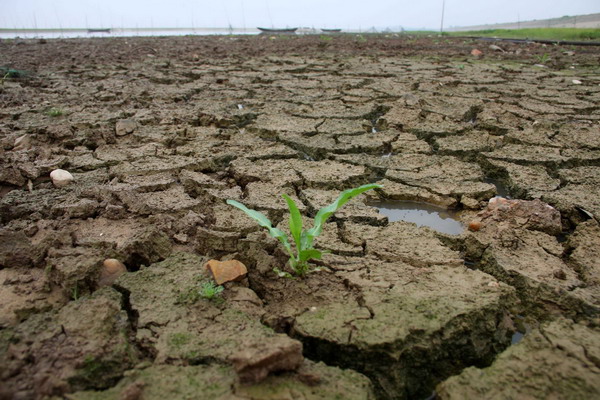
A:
[371, 201, 464, 235]
[511, 315, 533, 345]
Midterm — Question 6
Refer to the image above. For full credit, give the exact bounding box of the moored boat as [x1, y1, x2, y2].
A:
[87, 28, 111, 33]
[257, 27, 298, 34]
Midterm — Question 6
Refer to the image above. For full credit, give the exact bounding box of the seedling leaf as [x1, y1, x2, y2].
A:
[299, 248, 323, 262]
[304, 183, 382, 247]
[227, 183, 381, 277]
[226, 199, 292, 255]
[282, 194, 303, 251]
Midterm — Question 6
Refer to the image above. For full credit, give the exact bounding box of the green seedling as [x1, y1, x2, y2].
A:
[535, 53, 550, 64]
[199, 281, 224, 300]
[46, 107, 64, 117]
[0, 71, 10, 86]
[227, 183, 381, 277]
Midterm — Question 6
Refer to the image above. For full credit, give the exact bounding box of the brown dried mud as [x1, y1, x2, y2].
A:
[1, 34, 599, 399]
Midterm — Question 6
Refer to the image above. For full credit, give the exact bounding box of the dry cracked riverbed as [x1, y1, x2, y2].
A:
[1, 35, 600, 399]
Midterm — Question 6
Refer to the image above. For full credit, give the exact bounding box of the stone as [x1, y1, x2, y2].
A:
[50, 169, 74, 188]
[229, 335, 304, 383]
[115, 119, 137, 136]
[468, 220, 482, 232]
[204, 259, 248, 285]
[471, 49, 483, 56]
[98, 259, 127, 287]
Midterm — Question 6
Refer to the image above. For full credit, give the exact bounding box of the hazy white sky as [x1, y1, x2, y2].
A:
[1, 0, 598, 30]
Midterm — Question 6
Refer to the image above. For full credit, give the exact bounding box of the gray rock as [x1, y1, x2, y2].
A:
[115, 119, 137, 136]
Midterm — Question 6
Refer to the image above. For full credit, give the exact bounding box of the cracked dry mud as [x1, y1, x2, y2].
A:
[1, 35, 599, 399]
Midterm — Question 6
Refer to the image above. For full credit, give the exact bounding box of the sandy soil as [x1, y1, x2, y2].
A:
[1, 34, 599, 399]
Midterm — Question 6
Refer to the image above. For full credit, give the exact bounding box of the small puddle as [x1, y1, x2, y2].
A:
[370, 201, 464, 235]
[511, 315, 532, 345]
[484, 178, 511, 199]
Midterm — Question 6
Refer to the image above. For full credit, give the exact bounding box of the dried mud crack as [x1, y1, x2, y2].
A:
[1, 34, 600, 400]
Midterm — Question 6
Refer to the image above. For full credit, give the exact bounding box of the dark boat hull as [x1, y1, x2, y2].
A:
[257, 27, 298, 34]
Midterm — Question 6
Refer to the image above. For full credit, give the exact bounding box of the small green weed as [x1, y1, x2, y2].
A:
[0, 71, 10, 86]
[227, 183, 381, 277]
[71, 283, 79, 301]
[46, 107, 64, 117]
[176, 277, 224, 304]
[535, 53, 550, 64]
[199, 281, 224, 300]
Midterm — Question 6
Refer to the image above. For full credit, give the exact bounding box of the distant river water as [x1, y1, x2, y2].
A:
[0, 28, 264, 39]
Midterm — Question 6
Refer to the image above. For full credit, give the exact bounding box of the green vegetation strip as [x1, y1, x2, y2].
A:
[445, 28, 600, 41]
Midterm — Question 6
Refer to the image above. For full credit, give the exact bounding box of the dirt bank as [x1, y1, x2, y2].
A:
[1, 34, 599, 399]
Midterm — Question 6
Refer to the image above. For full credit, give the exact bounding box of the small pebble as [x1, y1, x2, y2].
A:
[468, 220, 482, 232]
[98, 259, 127, 287]
[49, 169, 74, 188]
[115, 119, 137, 136]
[572, 79, 582, 85]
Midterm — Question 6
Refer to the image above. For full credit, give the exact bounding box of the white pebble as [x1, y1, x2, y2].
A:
[50, 169, 74, 188]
